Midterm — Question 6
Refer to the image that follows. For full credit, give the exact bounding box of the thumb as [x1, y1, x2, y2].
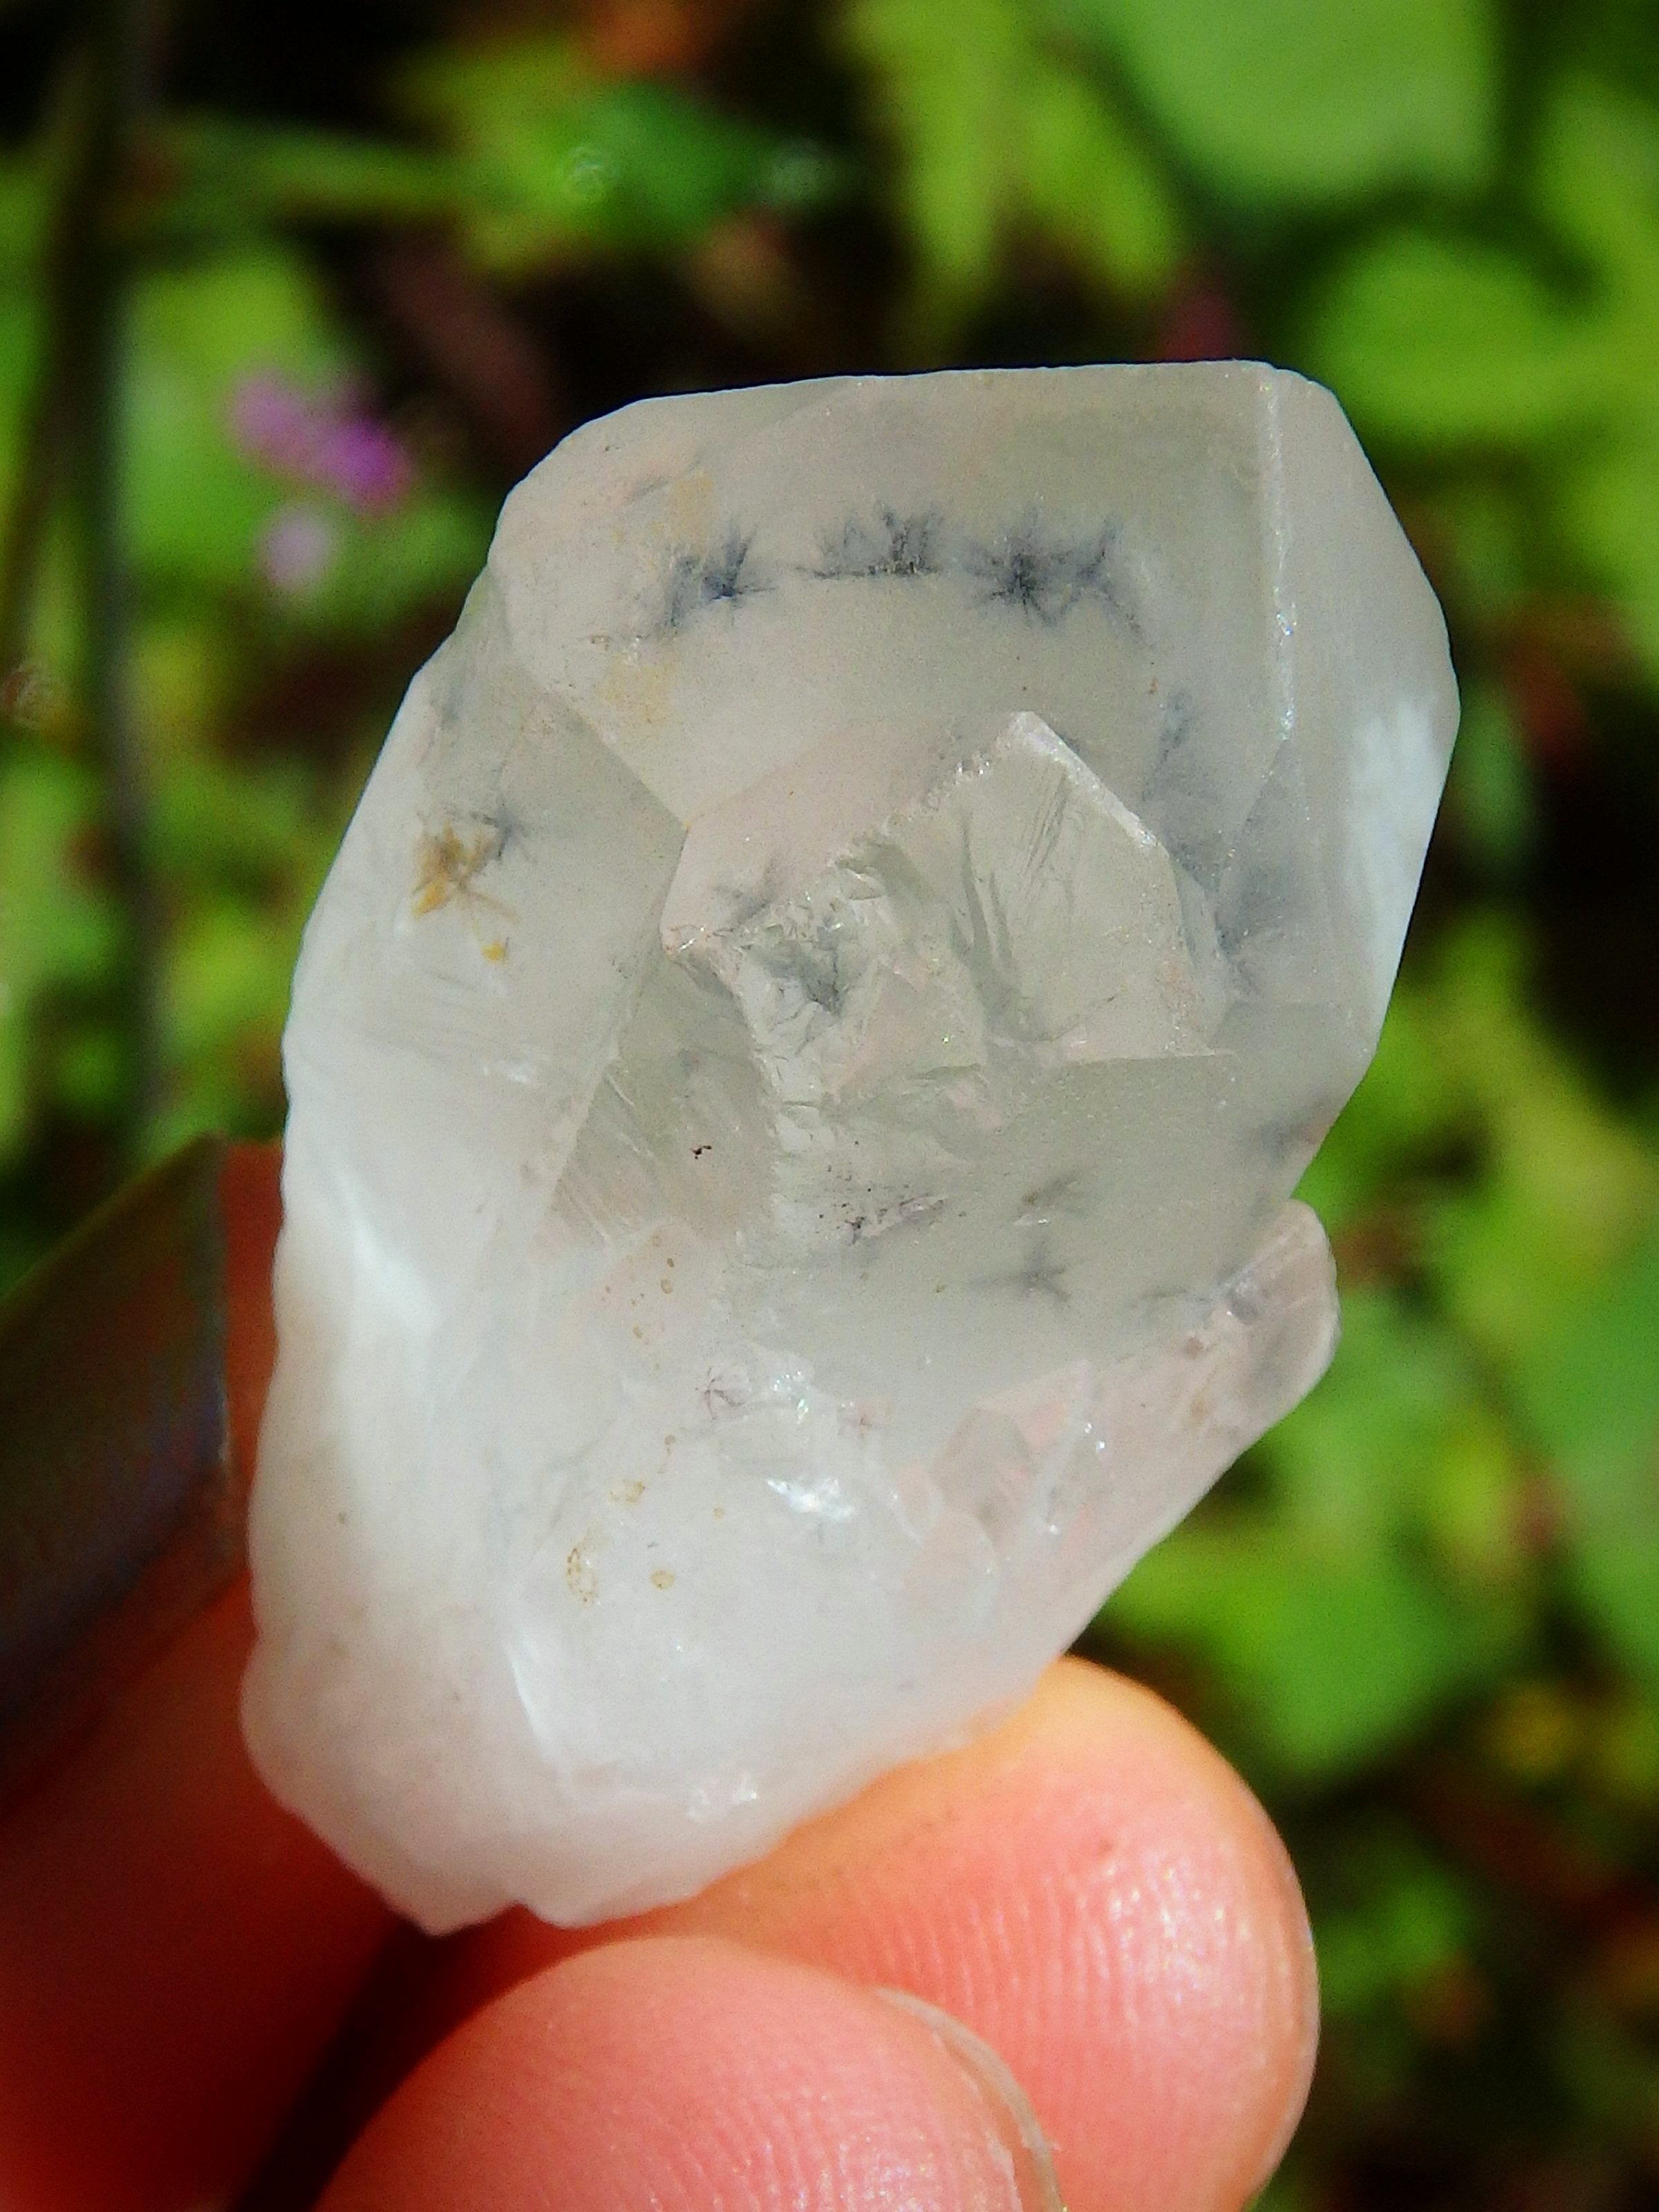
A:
[319, 1933, 1060, 2211]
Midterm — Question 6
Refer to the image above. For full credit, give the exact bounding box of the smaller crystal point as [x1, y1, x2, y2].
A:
[243, 364, 1457, 1930]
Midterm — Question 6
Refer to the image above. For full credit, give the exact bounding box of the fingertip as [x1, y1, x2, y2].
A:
[797, 1656, 1319, 2212]
[1029, 1661, 1321, 2206]
[320, 1935, 1056, 2212]
[431, 1658, 1317, 2212]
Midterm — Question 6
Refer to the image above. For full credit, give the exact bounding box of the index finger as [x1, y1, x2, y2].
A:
[0, 1145, 395, 2212]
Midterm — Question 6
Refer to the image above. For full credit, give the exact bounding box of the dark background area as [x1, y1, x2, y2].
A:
[3, 1, 1659, 2204]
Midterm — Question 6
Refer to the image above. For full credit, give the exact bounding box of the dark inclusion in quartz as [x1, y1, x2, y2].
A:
[662, 526, 769, 629]
[666, 509, 1137, 632]
[964, 521, 1135, 630]
[814, 507, 945, 580]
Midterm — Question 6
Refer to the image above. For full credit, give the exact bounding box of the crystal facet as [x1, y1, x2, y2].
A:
[242, 364, 1457, 1930]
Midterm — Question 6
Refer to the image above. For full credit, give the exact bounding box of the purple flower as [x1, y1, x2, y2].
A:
[259, 505, 340, 595]
[230, 373, 414, 514]
[312, 415, 414, 513]
[230, 374, 313, 471]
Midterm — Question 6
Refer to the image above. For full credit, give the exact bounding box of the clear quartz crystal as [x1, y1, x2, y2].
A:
[242, 364, 1458, 1931]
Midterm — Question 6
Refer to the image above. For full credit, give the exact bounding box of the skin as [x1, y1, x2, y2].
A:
[0, 1151, 1319, 2211]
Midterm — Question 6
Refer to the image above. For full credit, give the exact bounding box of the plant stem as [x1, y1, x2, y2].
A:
[14, 0, 166, 1150]
[0, 370, 68, 718]
[74, 0, 165, 1143]
[0, 52, 89, 710]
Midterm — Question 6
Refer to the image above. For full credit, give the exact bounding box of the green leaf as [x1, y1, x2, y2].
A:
[1054, 0, 1498, 206]
[1427, 480, 1533, 624]
[1557, 429, 1659, 677]
[1535, 76, 1659, 305]
[1252, 2174, 1315, 2212]
[152, 120, 456, 244]
[0, 751, 118, 1161]
[1270, 1291, 1473, 1552]
[847, 0, 1183, 324]
[1295, 980, 1465, 1232]
[1419, 921, 1657, 1375]
[281, 492, 489, 637]
[0, 154, 44, 285]
[167, 895, 296, 1069]
[1268, 1290, 1530, 1593]
[1521, 1230, 1659, 1693]
[150, 752, 325, 892]
[404, 37, 820, 269]
[846, 0, 1027, 309]
[1314, 1835, 1474, 2018]
[1113, 1519, 1505, 1775]
[1443, 682, 1537, 875]
[1305, 231, 1603, 449]
[1020, 57, 1183, 296]
[1522, 82, 1659, 679]
[1112, 1286, 1529, 1774]
[1299, 77, 1659, 682]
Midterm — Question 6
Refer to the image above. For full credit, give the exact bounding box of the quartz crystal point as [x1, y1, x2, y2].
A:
[243, 364, 1457, 1931]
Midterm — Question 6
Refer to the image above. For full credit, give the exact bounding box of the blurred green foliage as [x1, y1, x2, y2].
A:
[1, 1, 1658, 2204]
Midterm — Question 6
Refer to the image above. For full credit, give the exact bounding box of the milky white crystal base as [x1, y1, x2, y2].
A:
[243, 363, 1457, 1931]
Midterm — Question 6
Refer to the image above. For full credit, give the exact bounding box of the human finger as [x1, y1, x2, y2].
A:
[329, 1660, 1318, 2212]
[321, 1932, 1062, 2212]
[0, 1146, 396, 2212]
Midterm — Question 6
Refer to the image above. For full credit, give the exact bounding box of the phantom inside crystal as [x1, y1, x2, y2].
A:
[243, 365, 1457, 1930]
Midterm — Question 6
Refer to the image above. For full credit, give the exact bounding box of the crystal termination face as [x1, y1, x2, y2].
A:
[243, 365, 1458, 1931]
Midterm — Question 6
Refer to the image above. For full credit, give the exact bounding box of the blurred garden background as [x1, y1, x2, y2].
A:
[2, 0, 1658, 2204]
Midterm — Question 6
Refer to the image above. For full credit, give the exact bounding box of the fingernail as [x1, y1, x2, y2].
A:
[874, 1987, 1065, 2211]
[0, 1135, 251, 1812]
